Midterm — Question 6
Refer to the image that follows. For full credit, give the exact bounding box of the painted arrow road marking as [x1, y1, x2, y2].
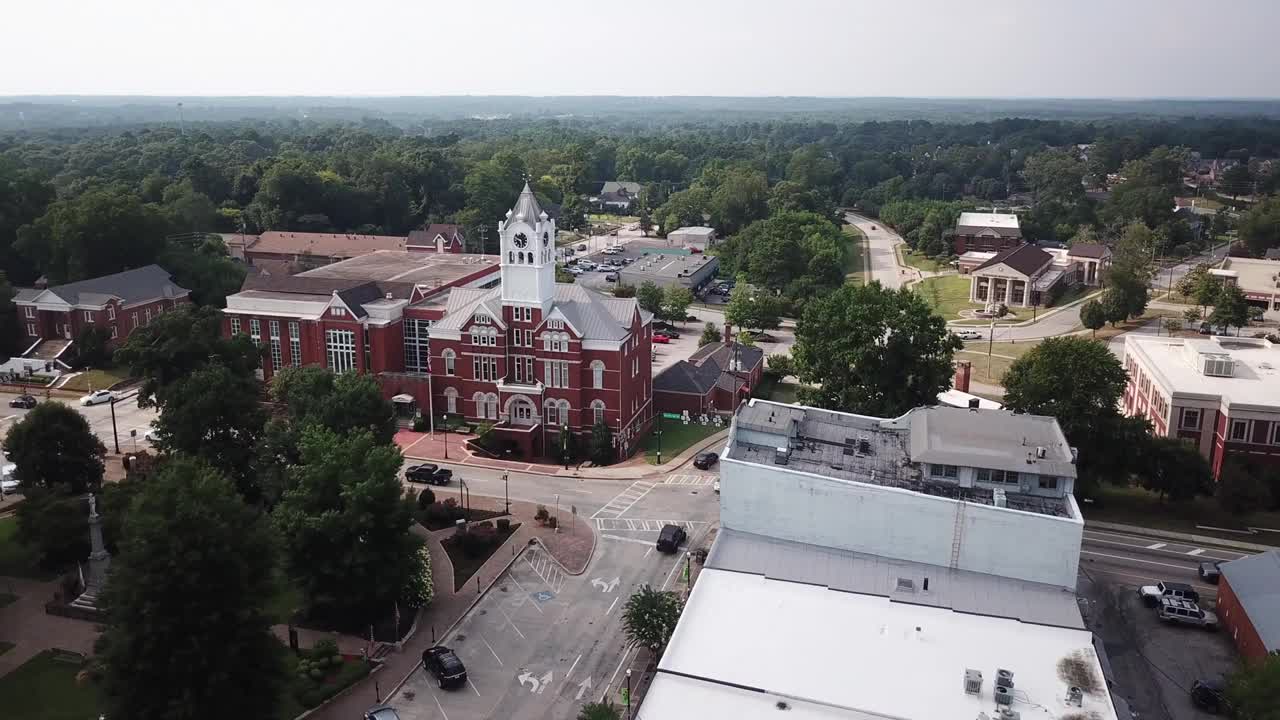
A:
[591, 577, 621, 593]
[518, 671, 541, 694]
[537, 671, 554, 694]
[576, 676, 594, 700]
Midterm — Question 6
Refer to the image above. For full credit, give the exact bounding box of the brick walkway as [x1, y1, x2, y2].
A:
[0, 575, 99, 678]
[303, 497, 595, 720]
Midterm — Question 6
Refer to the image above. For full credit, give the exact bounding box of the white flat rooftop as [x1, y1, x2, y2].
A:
[1127, 336, 1280, 409]
[642, 568, 1116, 720]
[957, 212, 1020, 229]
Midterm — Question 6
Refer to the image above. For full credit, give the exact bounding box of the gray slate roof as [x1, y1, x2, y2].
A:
[707, 529, 1084, 629]
[975, 243, 1054, 277]
[1221, 550, 1280, 652]
[656, 341, 763, 396]
[17, 265, 188, 308]
[654, 358, 723, 395]
[506, 183, 546, 225]
[432, 284, 644, 342]
[1067, 243, 1112, 259]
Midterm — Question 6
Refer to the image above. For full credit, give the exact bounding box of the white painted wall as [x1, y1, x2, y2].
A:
[720, 456, 1083, 590]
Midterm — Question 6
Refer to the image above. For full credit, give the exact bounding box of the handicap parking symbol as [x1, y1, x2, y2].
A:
[531, 590, 555, 603]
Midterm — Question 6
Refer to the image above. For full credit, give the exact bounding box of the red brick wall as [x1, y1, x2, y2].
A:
[1218, 575, 1270, 660]
[20, 296, 189, 351]
[952, 234, 1021, 255]
[656, 390, 712, 417]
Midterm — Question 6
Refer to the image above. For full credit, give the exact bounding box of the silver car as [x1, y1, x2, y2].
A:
[1157, 597, 1218, 630]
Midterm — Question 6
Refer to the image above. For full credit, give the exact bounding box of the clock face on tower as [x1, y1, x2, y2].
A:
[542, 231, 550, 247]
[513, 232, 529, 249]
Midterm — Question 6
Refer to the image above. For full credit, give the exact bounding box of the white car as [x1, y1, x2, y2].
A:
[602, 246, 623, 255]
[79, 390, 115, 406]
[1, 464, 17, 495]
[953, 330, 983, 341]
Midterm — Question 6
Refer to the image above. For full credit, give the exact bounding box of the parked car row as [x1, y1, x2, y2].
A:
[1138, 581, 1218, 629]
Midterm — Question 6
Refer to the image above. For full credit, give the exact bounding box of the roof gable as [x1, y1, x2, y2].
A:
[19, 265, 188, 308]
[974, 244, 1053, 277]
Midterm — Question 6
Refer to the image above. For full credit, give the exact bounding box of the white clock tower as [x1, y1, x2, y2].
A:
[499, 183, 557, 313]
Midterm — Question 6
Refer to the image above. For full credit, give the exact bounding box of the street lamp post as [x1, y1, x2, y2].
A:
[503, 472, 510, 514]
[108, 397, 120, 454]
[442, 412, 449, 460]
[625, 668, 633, 720]
[655, 412, 663, 465]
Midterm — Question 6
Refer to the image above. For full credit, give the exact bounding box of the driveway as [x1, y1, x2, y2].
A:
[844, 212, 907, 290]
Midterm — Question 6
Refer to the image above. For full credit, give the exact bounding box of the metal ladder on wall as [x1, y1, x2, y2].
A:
[949, 501, 966, 569]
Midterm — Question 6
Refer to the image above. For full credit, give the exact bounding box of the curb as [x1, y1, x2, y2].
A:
[1085, 520, 1277, 552]
[293, 664, 386, 720]
[381, 536, 531, 703]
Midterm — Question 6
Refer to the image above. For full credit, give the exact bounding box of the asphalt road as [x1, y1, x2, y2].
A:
[0, 389, 159, 455]
[844, 211, 906, 289]
[1078, 525, 1257, 601]
[392, 465, 721, 720]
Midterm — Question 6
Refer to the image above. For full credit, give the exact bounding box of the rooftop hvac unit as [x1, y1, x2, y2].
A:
[858, 438, 872, 455]
[1066, 686, 1083, 707]
[963, 669, 983, 695]
[996, 710, 1020, 720]
[996, 669, 1014, 685]
[993, 489, 1007, 508]
[993, 685, 1014, 707]
[1035, 446, 1046, 459]
[773, 447, 789, 466]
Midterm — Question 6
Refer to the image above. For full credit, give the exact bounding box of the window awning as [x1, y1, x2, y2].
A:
[391, 394, 416, 404]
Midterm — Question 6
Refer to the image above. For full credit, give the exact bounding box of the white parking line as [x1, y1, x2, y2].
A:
[433, 695, 450, 720]
[1082, 550, 1200, 570]
[1188, 548, 1205, 556]
[1146, 542, 1167, 549]
[605, 597, 619, 616]
[498, 606, 527, 640]
[566, 653, 582, 682]
[468, 679, 481, 697]
[480, 635, 504, 666]
[601, 534, 654, 546]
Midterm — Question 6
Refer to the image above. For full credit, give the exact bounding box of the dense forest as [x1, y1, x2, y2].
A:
[3, 109, 1280, 354]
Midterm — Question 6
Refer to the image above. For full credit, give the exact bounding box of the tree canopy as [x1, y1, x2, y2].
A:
[2, 401, 105, 494]
[792, 282, 962, 417]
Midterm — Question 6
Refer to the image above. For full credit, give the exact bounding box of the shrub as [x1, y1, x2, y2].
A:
[535, 505, 550, 523]
[309, 668, 324, 681]
[496, 518, 511, 533]
[417, 488, 435, 509]
[458, 524, 500, 557]
[311, 638, 339, 660]
[547, 515, 559, 530]
[411, 413, 428, 432]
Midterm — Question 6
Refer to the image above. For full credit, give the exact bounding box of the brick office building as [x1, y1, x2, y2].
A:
[222, 185, 654, 460]
[14, 265, 191, 363]
[1216, 550, 1280, 659]
[1123, 335, 1280, 478]
[952, 212, 1022, 254]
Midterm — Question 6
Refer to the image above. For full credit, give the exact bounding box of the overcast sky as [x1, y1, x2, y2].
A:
[4, 0, 1277, 97]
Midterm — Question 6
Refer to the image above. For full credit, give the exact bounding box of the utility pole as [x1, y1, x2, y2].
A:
[109, 397, 120, 454]
[176, 102, 185, 136]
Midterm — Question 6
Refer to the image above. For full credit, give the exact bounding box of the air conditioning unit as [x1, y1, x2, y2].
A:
[996, 710, 1020, 720]
[963, 669, 983, 695]
[996, 669, 1015, 688]
[994, 685, 1014, 707]
[1066, 686, 1083, 707]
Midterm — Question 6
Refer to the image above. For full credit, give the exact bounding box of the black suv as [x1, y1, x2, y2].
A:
[656, 524, 687, 553]
[406, 464, 453, 485]
[422, 646, 467, 689]
[8, 395, 36, 409]
[1191, 680, 1227, 714]
[1198, 560, 1223, 584]
[692, 452, 719, 470]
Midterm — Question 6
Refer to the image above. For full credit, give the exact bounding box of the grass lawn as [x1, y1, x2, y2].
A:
[588, 213, 639, 224]
[0, 649, 102, 720]
[1072, 309, 1182, 341]
[0, 515, 58, 581]
[898, 247, 946, 273]
[1047, 285, 1098, 309]
[639, 420, 724, 465]
[915, 275, 985, 320]
[441, 522, 520, 592]
[1083, 485, 1280, 545]
[842, 224, 868, 285]
[59, 368, 131, 394]
[956, 340, 1044, 386]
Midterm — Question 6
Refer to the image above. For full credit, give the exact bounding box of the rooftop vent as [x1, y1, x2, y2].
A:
[996, 710, 1020, 720]
[968, 397, 980, 410]
[963, 669, 983, 695]
[1066, 686, 1083, 707]
[773, 447, 790, 466]
[895, 578, 915, 593]
[1036, 446, 1046, 459]
[858, 438, 872, 455]
[1198, 351, 1235, 378]
[993, 685, 1014, 707]
[993, 489, 1007, 508]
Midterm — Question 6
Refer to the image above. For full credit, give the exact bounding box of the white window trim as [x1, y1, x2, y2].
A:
[1230, 419, 1249, 442]
[84, 310, 94, 323]
[107, 305, 116, 321]
[1181, 408, 1201, 430]
[26, 322, 36, 336]
[23, 306, 34, 318]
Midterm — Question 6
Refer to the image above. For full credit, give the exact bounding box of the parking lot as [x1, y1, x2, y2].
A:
[0, 390, 159, 454]
[390, 477, 718, 720]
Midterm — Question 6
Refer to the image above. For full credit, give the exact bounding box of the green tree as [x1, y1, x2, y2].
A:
[0, 272, 17, 358]
[14, 486, 88, 570]
[1161, 317, 1182, 336]
[3, 402, 105, 494]
[1218, 459, 1273, 516]
[73, 325, 113, 369]
[274, 428, 427, 626]
[589, 421, 614, 466]
[699, 322, 721, 347]
[1238, 195, 1280, 257]
[578, 701, 622, 720]
[1001, 336, 1134, 492]
[1228, 654, 1280, 720]
[1183, 306, 1203, 326]
[1022, 149, 1086, 207]
[636, 281, 665, 318]
[1210, 284, 1251, 334]
[1137, 436, 1213, 502]
[725, 284, 783, 333]
[153, 363, 266, 499]
[709, 167, 769, 235]
[662, 286, 693, 323]
[622, 585, 683, 652]
[638, 208, 652, 237]
[159, 234, 247, 307]
[114, 304, 260, 407]
[271, 367, 397, 444]
[1080, 299, 1106, 337]
[98, 458, 285, 720]
[765, 353, 795, 378]
[792, 283, 962, 417]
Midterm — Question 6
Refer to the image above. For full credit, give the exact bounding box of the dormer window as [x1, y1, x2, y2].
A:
[331, 307, 346, 318]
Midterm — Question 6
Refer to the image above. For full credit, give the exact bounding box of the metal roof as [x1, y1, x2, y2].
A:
[957, 212, 1021, 230]
[908, 405, 1077, 479]
[1221, 550, 1280, 652]
[505, 182, 546, 225]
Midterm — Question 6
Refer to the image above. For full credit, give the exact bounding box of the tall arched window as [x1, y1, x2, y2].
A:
[558, 399, 570, 426]
[443, 387, 458, 414]
[590, 400, 606, 425]
[442, 349, 456, 375]
[509, 251, 514, 263]
[544, 398, 559, 424]
[473, 392, 486, 416]
[590, 360, 605, 389]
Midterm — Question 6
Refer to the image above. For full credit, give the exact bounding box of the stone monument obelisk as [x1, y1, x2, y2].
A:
[71, 493, 111, 611]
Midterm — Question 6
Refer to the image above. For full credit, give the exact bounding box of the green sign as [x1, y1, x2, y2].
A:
[662, 413, 682, 420]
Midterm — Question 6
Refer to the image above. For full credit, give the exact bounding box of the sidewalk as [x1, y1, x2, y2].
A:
[394, 428, 729, 481]
[303, 499, 595, 720]
[0, 575, 99, 679]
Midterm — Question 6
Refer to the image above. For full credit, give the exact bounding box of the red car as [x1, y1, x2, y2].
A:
[653, 334, 671, 344]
